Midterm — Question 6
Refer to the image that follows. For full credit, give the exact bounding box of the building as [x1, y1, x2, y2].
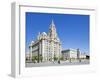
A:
[61, 49, 80, 60]
[86, 55, 90, 59]
[80, 53, 86, 59]
[25, 53, 30, 61]
[29, 20, 62, 62]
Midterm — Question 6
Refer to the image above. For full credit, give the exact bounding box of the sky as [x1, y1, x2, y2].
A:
[26, 12, 89, 54]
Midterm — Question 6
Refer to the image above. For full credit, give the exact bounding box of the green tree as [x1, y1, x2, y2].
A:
[35, 56, 38, 62]
[39, 54, 43, 62]
[54, 56, 58, 61]
[32, 56, 36, 63]
[60, 56, 64, 61]
[26, 57, 28, 61]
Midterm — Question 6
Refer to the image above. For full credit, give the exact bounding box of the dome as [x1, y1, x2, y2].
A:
[30, 41, 34, 46]
[41, 32, 47, 36]
[31, 41, 34, 44]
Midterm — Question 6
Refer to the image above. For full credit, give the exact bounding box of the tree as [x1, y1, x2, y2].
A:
[26, 57, 28, 61]
[35, 56, 38, 61]
[54, 56, 58, 61]
[39, 54, 43, 62]
[60, 56, 64, 60]
[32, 56, 36, 63]
[32, 54, 43, 63]
[53, 54, 58, 61]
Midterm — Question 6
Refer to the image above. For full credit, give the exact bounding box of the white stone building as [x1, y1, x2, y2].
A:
[29, 20, 62, 62]
[61, 49, 80, 60]
[80, 53, 86, 59]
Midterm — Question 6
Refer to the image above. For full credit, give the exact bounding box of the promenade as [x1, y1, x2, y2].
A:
[26, 59, 89, 67]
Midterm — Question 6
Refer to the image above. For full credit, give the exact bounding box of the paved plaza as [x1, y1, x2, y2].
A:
[26, 59, 89, 67]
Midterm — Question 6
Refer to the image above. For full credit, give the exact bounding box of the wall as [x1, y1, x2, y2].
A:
[0, 0, 100, 80]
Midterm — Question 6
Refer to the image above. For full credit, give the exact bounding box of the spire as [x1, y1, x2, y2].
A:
[48, 19, 57, 39]
[51, 19, 55, 27]
[50, 19, 56, 30]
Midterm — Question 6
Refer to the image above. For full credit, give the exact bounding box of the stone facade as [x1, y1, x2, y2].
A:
[29, 20, 62, 62]
[61, 49, 80, 60]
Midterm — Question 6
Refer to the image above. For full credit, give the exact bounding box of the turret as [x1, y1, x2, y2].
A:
[48, 20, 58, 39]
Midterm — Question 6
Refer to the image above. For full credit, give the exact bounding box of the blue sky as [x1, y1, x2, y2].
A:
[26, 12, 89, 54]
